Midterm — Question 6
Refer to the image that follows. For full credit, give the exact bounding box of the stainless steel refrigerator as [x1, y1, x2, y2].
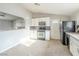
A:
[60, 21, 76, 45]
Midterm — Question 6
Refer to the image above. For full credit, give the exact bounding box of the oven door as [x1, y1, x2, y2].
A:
[37, 31, 45, 40]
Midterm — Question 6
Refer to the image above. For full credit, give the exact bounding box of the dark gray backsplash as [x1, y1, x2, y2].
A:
[30, 26, 50, 30]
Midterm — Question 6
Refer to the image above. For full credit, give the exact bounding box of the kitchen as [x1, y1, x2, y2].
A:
[30, 18, 79, 56]
[0, 3, 79, 56]
[29, 5, 79, 55]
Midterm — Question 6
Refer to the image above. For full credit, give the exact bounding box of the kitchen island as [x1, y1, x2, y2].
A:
[66, 32, 79, 56]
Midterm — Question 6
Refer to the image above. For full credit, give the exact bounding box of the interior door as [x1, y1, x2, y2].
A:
[51, 20, 60, 39]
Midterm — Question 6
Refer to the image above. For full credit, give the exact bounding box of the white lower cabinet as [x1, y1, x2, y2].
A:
[76, 46, 79, 55]
[30, 30, 37, 40]
[70, 36, 79, 56]
[45, 31, 50, 40]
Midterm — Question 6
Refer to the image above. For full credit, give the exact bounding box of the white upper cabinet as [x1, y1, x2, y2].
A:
[32, 17, 50, 26]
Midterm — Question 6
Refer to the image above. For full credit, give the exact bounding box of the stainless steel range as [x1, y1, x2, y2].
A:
[37, 22, 46, 40]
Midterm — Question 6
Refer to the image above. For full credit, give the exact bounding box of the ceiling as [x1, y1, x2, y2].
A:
[22, 3, 79, 16]
[0, 12, 23, 20]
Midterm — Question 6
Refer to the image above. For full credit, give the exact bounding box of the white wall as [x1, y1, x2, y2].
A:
[70, 12, 79, 25]
[32, 13, 70, 20]
[0, 3, 32, 53]
[0, 20, 13, 31]
[0, 29, 26, 53]
[32, 13, 70, 39]
[70, 11, 79, 32]
[0, 3, 32, 30]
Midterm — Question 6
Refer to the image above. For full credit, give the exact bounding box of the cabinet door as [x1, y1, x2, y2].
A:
[75, 42, 79, 56]
[38, 17, 50, 26]
[77, 47, 79, 55]
[70, 36, 79, 56]
[32, 19, 38, 26]
[32, 17, 50, 26]
[70, 38, 76, 56]
[30, 30, 37, 40]
[45, 31, 50, 40]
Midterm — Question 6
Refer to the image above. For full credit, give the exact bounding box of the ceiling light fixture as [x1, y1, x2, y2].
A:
[34, 3, 40, 6]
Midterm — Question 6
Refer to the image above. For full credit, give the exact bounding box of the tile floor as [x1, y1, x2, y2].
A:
[0, 39, 71, 56]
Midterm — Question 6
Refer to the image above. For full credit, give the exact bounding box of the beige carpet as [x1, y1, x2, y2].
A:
[0, 39, 71, 56]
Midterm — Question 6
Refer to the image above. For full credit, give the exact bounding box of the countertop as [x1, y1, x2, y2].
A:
[66, 32, 79, 41]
